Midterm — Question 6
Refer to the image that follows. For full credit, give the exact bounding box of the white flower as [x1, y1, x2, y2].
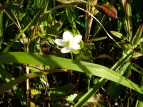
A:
[55, 31, 82, 53]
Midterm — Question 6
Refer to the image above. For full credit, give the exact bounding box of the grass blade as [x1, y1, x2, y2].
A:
[0, 52, 142, 94]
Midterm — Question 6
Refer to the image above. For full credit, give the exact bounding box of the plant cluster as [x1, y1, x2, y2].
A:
[0, 0, 143, 106]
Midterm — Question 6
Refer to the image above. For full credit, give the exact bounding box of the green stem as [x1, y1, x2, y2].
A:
[0, 11, 3, 49]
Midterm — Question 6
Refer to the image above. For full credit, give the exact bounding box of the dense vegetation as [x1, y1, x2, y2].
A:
[0, 0, 143, 106]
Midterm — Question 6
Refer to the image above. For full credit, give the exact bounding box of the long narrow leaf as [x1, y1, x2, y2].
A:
[136, 77, 143, 107]
[74, 78, 106, 107]
[132, 24, 143, 45]
[0, 52, 143, 94]
[75, 49, 133, 106]
[0, 69, 64, 94]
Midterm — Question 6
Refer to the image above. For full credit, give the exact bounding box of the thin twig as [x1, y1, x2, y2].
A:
[75, 6, 122, 48]
[26, 65, 29, 107]
[5, 9, 30, 106]
[4, 10, 20, 29]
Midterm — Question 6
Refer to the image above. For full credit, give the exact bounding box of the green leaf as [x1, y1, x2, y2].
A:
[133, 52, 143, 59]
[0, 52, 143, 95]
[75, 49, 133, 106]
[112, 49, 133, 70]
[132, 24, 143, 45]
[66, 93, 83, 103]
[66, 93, 79, 103]
[131, 63, 143, 75]
[107, 63, 131, 100]
[74, 78, 106, 106]
[71, 50, 80, 54]
[136, 77, 143, 107]
[31, 89, 39, 95]
[110, 31, 127, 40]
[88, 37, 107, 42]
[20, 37, 30, 44]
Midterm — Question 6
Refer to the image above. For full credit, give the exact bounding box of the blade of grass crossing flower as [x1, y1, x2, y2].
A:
[0, 52, 142, 94]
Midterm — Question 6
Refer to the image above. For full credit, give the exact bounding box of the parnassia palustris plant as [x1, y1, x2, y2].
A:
[95, 3, 117, 19]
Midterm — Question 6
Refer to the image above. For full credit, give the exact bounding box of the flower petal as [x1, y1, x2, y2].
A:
[63, 31, 73, 41]
[73, 35, 82, 43]
[61, 46, 71, 53]
[55, 39, 65, 46]
[71, 44, 80, 50]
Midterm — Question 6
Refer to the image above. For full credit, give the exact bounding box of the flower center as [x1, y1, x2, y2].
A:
[64, 39, 75, 47]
